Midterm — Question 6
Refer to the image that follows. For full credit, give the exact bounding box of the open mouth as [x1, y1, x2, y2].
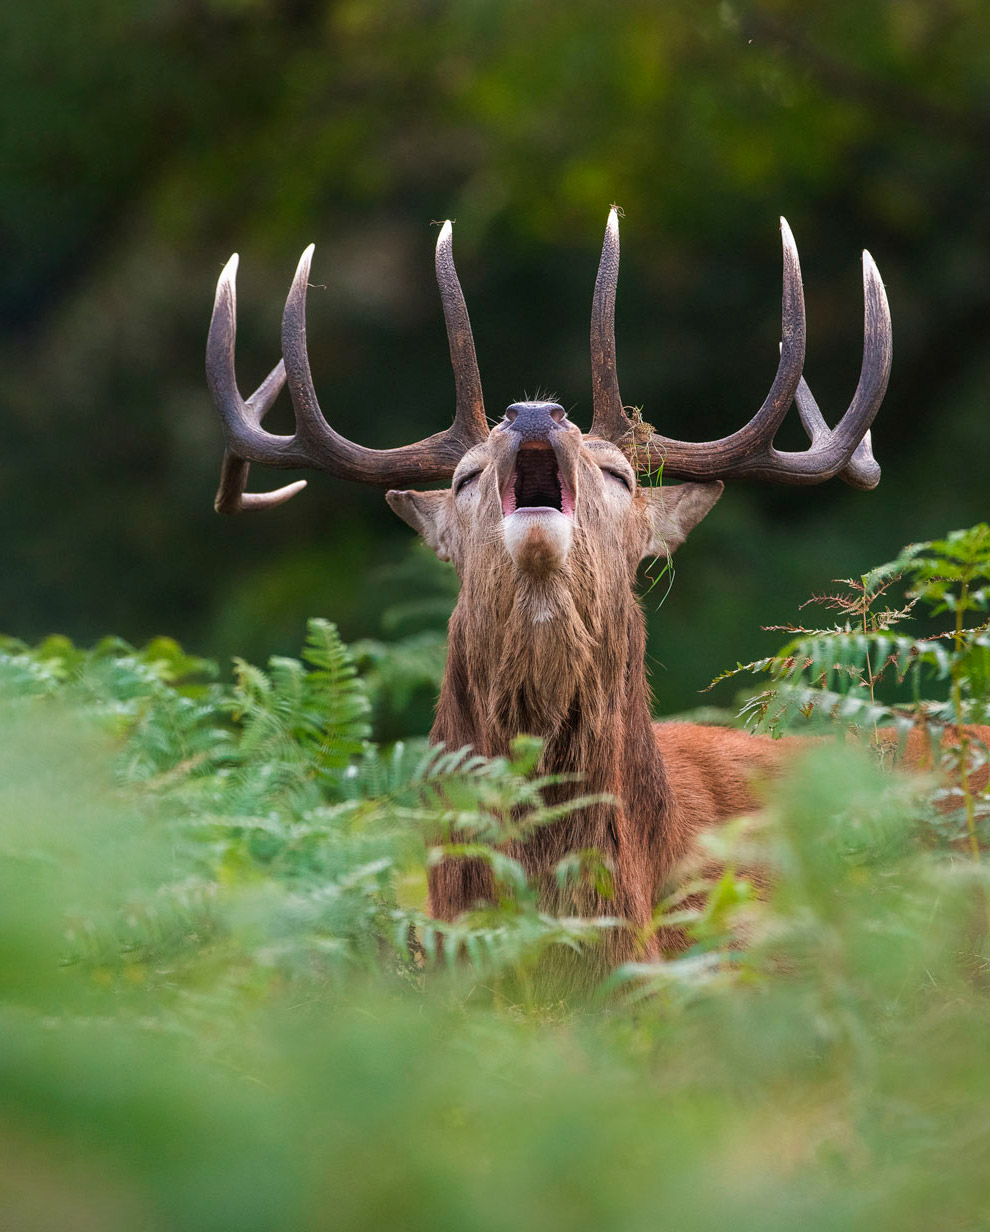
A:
[501, 444, 575, 518]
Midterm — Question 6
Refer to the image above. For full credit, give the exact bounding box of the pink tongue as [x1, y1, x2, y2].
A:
[501, 484, 517, 515]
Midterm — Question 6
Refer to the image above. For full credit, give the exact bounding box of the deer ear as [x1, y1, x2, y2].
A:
[386, 489, 454, 561]
[641, 481, 724, 560]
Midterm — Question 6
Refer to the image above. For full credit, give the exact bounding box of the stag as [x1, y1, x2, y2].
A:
[206, 211, 895, 962]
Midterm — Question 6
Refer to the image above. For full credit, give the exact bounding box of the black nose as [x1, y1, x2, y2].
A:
[502, 401, 567, 441]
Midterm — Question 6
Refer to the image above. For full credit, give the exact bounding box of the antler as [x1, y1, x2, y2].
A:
[206, 221, 489, 512]
[589, 209, 892, 489]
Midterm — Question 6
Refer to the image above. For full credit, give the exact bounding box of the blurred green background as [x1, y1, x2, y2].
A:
[2, 0, 988, 716]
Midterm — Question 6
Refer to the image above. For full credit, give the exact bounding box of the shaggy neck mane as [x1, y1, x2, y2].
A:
[430, 560, 674, 943]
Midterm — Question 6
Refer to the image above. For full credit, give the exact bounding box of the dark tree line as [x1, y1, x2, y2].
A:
[2, 0, 988, 715]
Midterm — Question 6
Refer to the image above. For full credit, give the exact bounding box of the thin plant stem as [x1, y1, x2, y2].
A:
[950, 583, 981, 861]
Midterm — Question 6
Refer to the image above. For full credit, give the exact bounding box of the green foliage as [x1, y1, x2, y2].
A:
[6, 1, 990, 1220]
[713, 525, 990, 860]
[0, 619, 616, 998]
[4, 0, 989, 717]
[4, 531, 990, 1228]
[714, 524, 990, 725]
[352, 546, 458, 738]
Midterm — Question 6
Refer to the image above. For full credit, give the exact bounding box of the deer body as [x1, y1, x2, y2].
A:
[206, 209, 894, 965]
[409, 412, 790, 960]
[430, 545, 789, 958]
[430, 545, 673, 947]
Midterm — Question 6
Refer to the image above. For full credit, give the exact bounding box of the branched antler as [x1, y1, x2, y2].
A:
[589, 209, 891, 488]
[205, 222, 489, 512]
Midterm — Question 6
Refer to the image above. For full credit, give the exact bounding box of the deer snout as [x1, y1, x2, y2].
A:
[493, 404, 582, 576]
[501, 400, 568, 439]
[494, 402, 581, 514]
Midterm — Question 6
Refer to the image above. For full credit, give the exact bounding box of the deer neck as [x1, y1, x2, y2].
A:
[432, 567, 670, 830]
[429, 562, 677, 945]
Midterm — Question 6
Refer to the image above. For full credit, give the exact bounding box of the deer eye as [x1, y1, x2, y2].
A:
[603, 466, 633, 492]
[454, 469, 482, 495]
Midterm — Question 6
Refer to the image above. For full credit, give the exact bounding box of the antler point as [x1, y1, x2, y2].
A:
[217, 254, 239, 297]
[293, 245, 316, 286]
[861, 251, 889, 309]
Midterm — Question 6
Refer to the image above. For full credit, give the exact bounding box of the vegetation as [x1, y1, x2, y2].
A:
[3, 0, 988, 1222]
[2, 525, 989, 1229]
[3, 0, 990, 713]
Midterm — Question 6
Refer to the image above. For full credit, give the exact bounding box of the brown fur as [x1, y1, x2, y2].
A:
[388, 422, 988, 969]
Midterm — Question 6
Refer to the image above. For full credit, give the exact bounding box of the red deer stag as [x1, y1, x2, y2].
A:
[206, 211, 895, 962]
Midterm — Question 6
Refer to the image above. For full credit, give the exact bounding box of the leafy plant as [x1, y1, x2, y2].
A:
[0, 617, 618, 999]
[711, 525, 990, 852]
[4, 529, 990, 1230]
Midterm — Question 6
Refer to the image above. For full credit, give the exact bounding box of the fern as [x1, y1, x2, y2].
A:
[711, 525, 990, 857]
[301, 617, 372, 771]
[351, 630, 447, 715]
[0, 618, 621, 985]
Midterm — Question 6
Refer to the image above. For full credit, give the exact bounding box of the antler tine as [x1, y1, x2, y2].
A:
[795, 250, 890, 487]
[435, 220, 489, 447]
[767, 249, 890, 489]
[589, 207, 630, 442]
[794, 378, 880, 491]
[207, 254, 309, 514]
[281, 244, 347, 455]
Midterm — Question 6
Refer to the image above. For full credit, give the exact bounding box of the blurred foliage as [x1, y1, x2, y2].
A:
[5, 2, 990, 1222]
[2, 0, 989, 719]
[2, 526, 990, 1226]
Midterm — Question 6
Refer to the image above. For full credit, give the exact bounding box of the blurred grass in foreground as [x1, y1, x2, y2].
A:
[2, 528, 990, 1230]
